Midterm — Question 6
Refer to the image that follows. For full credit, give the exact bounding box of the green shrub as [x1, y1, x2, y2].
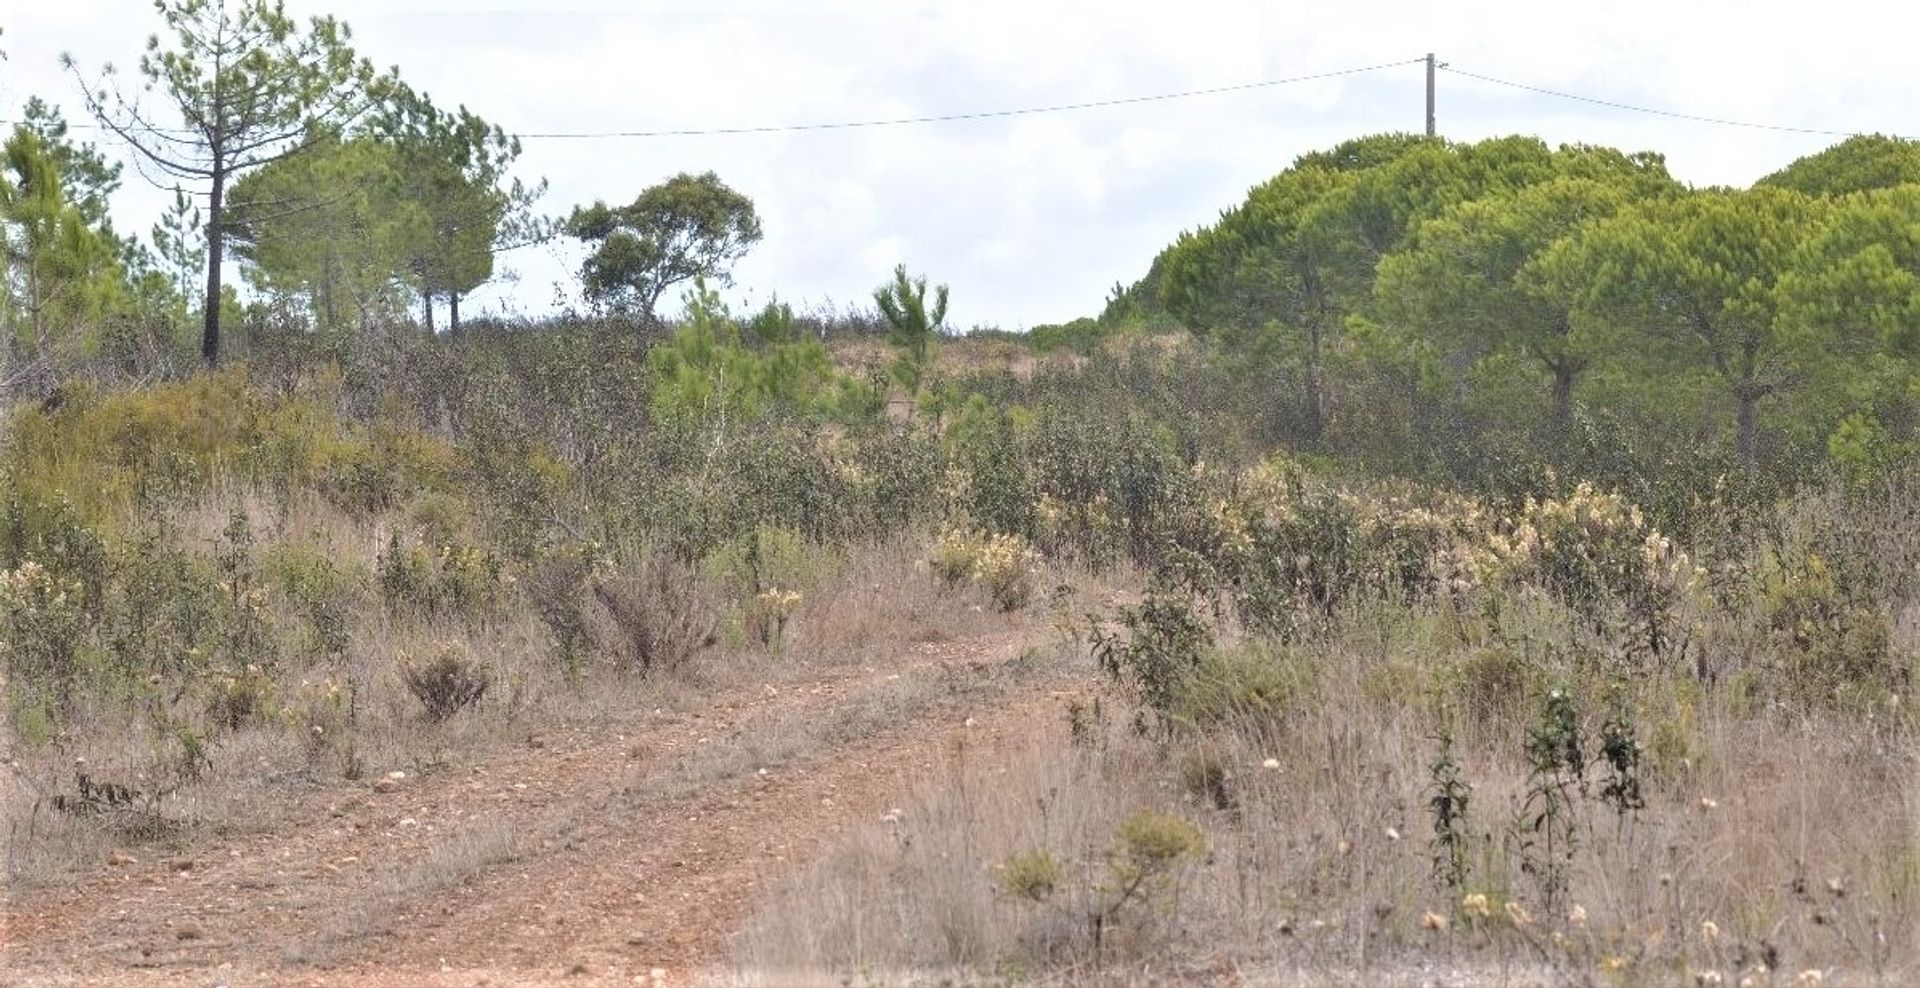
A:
[0, 561, 88, 708]
[1178, 747, 1234, 810]
[1758, 550, 1904, 709]
[1092, 589, 1212, 732]
[1001, 848, 1064, 903]
[376, 531, 505, 620]
[265, 544, 363, 658]
[1172, 642, 1315, 731]
[1445, 646, 1534, 728]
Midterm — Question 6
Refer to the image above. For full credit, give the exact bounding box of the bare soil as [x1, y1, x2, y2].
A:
[2, 629, 1087, 987]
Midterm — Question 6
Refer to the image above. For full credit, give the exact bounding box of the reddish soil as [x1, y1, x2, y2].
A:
[1, 631, 1084, 987]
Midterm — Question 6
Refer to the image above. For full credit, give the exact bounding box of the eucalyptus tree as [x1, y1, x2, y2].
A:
[66, 0, 381, 364]
[567, 172, 762, 325]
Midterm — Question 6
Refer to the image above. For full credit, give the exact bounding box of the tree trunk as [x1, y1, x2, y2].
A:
[202, 166, 226, 367]
[1302, 320, 1327, 445]
[423, 291, 435, 336]
[1550, 364, 1576, 428]
[1735, 386, 1761, 473]
[449, 292, 461, 336]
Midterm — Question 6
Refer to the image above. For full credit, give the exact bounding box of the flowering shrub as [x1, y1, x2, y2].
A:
[376, 531, 507, 620]
[207, 663, 277, 730]
[928, 530, 1041, 611]
[746, 587, 803, 648]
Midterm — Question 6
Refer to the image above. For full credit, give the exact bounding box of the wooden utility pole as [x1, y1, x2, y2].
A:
[1426, 53, 1437, 136]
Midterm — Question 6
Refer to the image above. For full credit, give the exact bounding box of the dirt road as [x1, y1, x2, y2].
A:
[2, 631, 1085, 987]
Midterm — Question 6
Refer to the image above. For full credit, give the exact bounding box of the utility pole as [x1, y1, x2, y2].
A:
[1425, 52, 1437, 136]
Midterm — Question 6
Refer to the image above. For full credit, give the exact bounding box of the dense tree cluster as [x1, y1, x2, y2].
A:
[1107, 132, 1920, 475]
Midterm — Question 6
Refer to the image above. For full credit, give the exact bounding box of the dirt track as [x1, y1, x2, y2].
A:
[1, 631, 1083, 987]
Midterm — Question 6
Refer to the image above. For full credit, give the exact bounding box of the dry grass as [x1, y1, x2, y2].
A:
[728, 598, 1920, 988]
[1, 525, 1064, 939]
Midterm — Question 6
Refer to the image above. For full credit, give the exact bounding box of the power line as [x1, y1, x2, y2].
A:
[1439, 63, 1919, 142]
[508, 58, 1427, 139]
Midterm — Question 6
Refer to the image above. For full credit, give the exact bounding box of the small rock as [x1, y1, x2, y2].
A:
[175, 924, 202, 941]
[625, 932, 648, 946]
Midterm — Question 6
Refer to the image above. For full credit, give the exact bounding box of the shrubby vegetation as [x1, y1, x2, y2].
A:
[5, 4, 1920, 981]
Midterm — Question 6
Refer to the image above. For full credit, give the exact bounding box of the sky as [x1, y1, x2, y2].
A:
[4, 0, 1918, 331]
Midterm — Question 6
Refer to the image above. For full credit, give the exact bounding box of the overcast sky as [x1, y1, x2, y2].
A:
[4, 1, 1918, 330]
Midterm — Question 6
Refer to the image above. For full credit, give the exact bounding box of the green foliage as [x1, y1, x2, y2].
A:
[1541, 185, 1826, 469]
[874, 264, 950, 401]
[1516, 686, 1583, 912]
[1178, 746, 1234, 810]
[0, 561, 87, 708]
[1427, 727, 1476, 893]
[1091, 809, 1208, 949]
[264, 544, 362, 658]
[646, 281, 838, 424]
[226, 133, 417, 330]
[1091, 589, 1213, 731]
[1755, 550, 1901, 709]
[568, 171, 761, 322]
[2, 125, 129, 372]
[1001, 848, 1064, 903]
[206, 661, 276, 731]
[1757, 134, 1920, 197]
[376, 531, 505, 621]
[1171, 641, 1314, 730]
[69, 0, 382, 363]
[1596, 683, 1646, 821]
[366, 80, 544, 327]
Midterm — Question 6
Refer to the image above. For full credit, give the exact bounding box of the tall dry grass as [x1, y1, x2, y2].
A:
[730, 594, 1920, 988]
